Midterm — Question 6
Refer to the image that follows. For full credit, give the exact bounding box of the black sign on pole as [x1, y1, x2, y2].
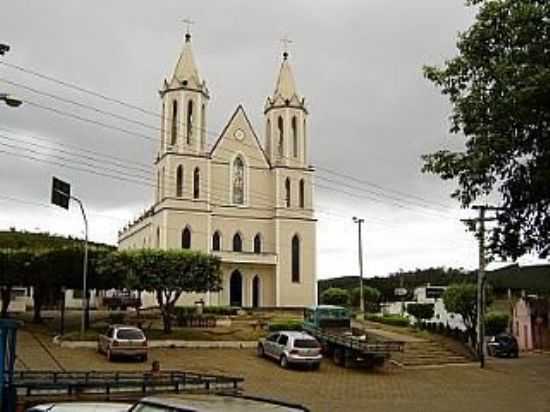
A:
[51, 177, 71, 209]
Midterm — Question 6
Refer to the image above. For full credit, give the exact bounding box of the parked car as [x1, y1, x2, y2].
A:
[98, 324, 148, 361]
[257, 331, 322, 369]
[27, 402, 132, 412]
[129, 394, 309, 411]
[487, 333, 519, 358]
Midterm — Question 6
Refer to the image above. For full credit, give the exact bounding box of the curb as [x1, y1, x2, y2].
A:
[53, 336, 257, 350]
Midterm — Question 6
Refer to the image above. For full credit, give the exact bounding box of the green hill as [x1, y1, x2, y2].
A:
[0, 229, 114, 250]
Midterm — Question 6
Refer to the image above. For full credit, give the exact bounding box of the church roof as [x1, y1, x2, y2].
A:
[273, 55, 298, 100]
[170, 33, 202, 89]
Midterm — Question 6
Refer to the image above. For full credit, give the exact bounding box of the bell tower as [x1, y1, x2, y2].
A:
[264, 44, 308, 168]
[156, 28, 210, 203]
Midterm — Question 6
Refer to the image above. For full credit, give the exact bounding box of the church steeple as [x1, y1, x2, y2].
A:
[264, 45, 308, 167]
[170, 32, 202, 90]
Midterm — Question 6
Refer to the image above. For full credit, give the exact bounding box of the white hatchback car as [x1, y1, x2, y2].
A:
[26, 402, 132, 412]
[98, 324, 148, 362]
[257, 331, 322, 369]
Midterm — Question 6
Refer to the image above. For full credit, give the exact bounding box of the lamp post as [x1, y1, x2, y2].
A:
[352, 216, 365, 315]
[0, 93, 22, 108]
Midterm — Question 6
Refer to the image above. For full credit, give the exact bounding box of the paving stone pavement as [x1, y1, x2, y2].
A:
[15, 329, 550, 412]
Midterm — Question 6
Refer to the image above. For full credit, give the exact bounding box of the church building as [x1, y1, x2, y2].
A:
[118, 31, 316, 307]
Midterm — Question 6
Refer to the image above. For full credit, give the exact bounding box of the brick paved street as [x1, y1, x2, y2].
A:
[16, 330, 550, 412]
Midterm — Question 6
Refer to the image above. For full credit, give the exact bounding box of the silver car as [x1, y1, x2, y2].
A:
[27, 402, 132, 412]
[98, 324, 148, 362]
[257, 331, 322, 369]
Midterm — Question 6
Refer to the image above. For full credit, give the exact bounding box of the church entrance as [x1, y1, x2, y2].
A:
[252, 275, 260, 308]
[229, 270, 243, 307]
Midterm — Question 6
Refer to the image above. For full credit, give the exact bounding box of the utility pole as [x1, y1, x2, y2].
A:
[462, 205, 500, 368]
[353, 217, 365, 314]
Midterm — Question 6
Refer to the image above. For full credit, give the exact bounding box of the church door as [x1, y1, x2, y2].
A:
[252, 275, 260, 308]
[230, 270, 243, 307]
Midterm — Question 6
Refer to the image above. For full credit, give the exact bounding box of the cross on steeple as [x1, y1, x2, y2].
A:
[280, 35, 293, 60]
[182, 18, 195, 41]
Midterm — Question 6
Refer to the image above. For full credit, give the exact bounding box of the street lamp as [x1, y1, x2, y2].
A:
[352, 216, 365, 315]
[0, 93, 22, 108]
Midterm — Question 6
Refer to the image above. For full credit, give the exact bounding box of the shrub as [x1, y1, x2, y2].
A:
[320, 288, 350, 306]
[365, 314, 409, 327]
[203, 306, 240, 316]
[485, 312, 509, 336]
[406, 303, 435, 324]
[350, 286, 381, 311]
[268, 319, 303, 332]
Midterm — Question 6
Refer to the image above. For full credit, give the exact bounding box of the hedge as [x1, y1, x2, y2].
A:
[268, 319, 303, 332]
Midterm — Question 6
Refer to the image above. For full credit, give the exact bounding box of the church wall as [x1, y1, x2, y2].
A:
[277, 219, 316, 306]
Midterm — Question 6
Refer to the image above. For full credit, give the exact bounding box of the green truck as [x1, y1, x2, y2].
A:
[303, 305, 404, 368]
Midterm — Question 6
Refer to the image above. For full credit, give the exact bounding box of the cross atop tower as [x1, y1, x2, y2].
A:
[182, 18, 195, 41]
[280, 35, 293, 60]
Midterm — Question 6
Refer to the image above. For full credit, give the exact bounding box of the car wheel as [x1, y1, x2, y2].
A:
[257, 344, 265, 358]
[333, 348, 344, 366]
[280, 355, 289, 369]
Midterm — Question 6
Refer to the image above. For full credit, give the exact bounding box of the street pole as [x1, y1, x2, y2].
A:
[476, 205, 486, 369]
[71, 196, 89, 338]
[353, 217, 365, 314]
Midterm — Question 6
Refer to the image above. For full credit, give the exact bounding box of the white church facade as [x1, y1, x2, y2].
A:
[118, 32, 317, 307]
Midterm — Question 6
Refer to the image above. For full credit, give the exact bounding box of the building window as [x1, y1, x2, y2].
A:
[171, 100, 178, 145]
[193, 167, 200, 199]
[266, 118, 271, 148]
[176, 165, 184, 197]
[212, 231, 221, 251]
[292, 116, 298, 158]
[233, 156, 245, 205]
[299, 179, 305, 208]
[233, 232, 242, 252]
[285, 178, 291, 208]
[292, 235, 300, 283]
[200, 103, 206, 149]
[254, 234, 262, 254]
[277, 116, 284, 157]
[156, 227, 160, 248]
[182, 227, 191, 249]
[186, 100, 193, 144]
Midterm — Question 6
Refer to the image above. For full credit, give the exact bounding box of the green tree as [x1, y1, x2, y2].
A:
[442, 283, 493, 347]
[422, 0, 550, 259]
[406, 303, 435, 326]
[320, 288, 349, 306]
[350, 286, 381, 312]
[121, 250, 222, 333]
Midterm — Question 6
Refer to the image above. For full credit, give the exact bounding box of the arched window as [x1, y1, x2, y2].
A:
[233, 232, 242, 252]
[299, 179, 305, 208]
[292, 235, 300, 283]
[176, 165, 184, 197]
[212, 231, 221, 251]
[182, 227, 191, 249]
[186, 100, 193, 144]
[193, 167, 200, 199]
[285, 178, 291, 208]
[277, 116, 284, 157]
[200, 103, 206, 149]
[156, 227, 160, 248]
[292, 116, 298, 158]
[232, 156, 245, 205]
[254, 234, 262, 254]
[171, 100, 178, 145]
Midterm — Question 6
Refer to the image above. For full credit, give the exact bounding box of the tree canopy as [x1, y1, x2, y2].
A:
[422, 0, 550, 259]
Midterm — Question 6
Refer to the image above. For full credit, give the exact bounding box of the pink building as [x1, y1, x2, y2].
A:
[512, 296, 549, 351]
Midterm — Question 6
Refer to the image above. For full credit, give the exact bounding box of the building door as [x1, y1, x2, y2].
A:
[252, 275, 260, 308]
[230, 270, 243, 307]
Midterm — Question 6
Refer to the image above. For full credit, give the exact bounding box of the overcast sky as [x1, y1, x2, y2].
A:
[1, 1, 543, 279]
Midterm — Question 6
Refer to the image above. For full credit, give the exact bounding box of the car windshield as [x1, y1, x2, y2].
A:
[117, 329, 144, 340]
[294, 339, 319, 348]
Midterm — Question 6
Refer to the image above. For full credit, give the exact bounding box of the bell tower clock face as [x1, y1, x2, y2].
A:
[234, 128, 245, 141]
